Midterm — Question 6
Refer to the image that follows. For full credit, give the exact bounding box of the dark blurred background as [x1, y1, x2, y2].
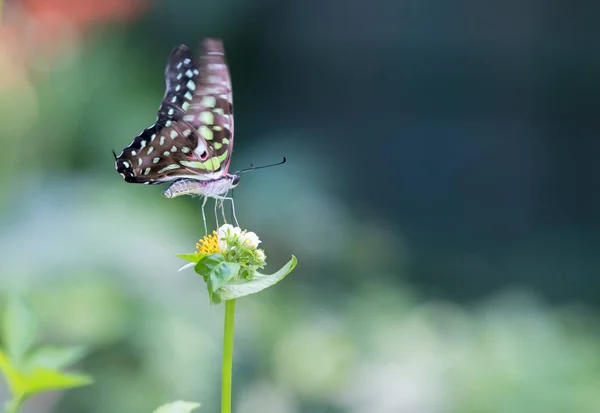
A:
[1, 0, 599, 412]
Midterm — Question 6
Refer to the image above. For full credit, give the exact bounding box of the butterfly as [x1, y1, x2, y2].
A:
[114, 38, 239, 231]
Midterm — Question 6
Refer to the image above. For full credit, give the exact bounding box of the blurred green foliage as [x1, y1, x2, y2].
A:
[0, 295, 91, 412]
[1, 1, 599, 412]
[153, 401, 200, 413]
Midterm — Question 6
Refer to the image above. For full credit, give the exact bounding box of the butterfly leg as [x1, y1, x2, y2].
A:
[201, 196, 208, 235]
[215, 196, 239, 227]
[230, 198, 239, 227]
[214, 197, 220, 229]
[220, 200, 228, 225]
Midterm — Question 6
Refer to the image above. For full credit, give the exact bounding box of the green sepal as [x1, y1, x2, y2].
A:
[216, 255, 297, 301]
[153, 401, 201, 413]
[194, 253, 241, 304]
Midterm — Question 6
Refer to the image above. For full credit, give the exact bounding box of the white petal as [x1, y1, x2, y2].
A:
[240, 231, 261, 248]
[217, 224, 241, 240]
[217, 224, 234, 238]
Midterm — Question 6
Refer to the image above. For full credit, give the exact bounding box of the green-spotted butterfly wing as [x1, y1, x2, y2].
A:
[115, 39, 234, 185]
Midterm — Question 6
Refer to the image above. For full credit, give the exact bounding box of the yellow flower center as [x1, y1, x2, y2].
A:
[196, 231, 220, 254]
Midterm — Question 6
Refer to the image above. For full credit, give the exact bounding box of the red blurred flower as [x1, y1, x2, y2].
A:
[0, 0, 146, 87]
[22, 0, 143, 29]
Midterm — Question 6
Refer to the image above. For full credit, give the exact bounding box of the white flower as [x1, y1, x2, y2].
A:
[216, 225, 261, 251]
[217, 224, 240, 251]
[256, 249, 266, 263]
[240, 231, 261, 249]
[217, 224, 241, 239]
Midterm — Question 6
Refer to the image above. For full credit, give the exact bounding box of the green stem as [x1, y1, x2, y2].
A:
[221, 299, 236, 413]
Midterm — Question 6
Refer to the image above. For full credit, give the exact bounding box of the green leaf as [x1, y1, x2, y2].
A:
[216, 255, 297, 301]
[26, 346, 86, 370]
[2, 295, 38, 365]
[176, 253, 207, 264]
[194, 253, 225, 277]
[18, 367, 92, 396]
[153, 401, 201, 413]
[195, 254, 241, 293]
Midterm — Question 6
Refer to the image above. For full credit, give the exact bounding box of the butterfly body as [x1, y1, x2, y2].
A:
[163, 175, 239, 199]
[114, 39, 235, 202]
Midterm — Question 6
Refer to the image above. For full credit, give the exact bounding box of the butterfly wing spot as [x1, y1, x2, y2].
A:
[138, 158, 143, 165]
[177, 73, 182, 80]
[183, 151, 228, 171]
[144, 168, 151, 175]
[131, 151, 136, 155]
[169, 130, 178, 139]
[176, 62, 183, 69]
[171, 96, 177, 103]
[182, 102, 190, 111]
[200, 111, 214, 125]
[199, 126, 213, 141]
[201, 96, 216, 108]
[168, 108, 175, 116]
[165, 121, 172, 127]
[140, 140, 147, 149]
[147, 146, 154, 155]
[180, 155, 223, 171]
[160, 136, 165, 145]
[186, 69, 194, 77]
[163, 151, 170, 156]
[184, 58, 191, 64]
[182, 147, 191, 153]
[153, 157, 160, 164]
[123, 161, 130, 168]
[185, 92, 193, 100]
[175, 85, 181, 92]
[158, 164, 181, 173]
[186, 80, 196, 91]
[171, 146, 178, 152]
[205, 87, 223, 94]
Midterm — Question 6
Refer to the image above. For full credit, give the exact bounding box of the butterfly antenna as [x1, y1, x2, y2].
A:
[235, 157, 286, 175]
[111, 150, 118, 161]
